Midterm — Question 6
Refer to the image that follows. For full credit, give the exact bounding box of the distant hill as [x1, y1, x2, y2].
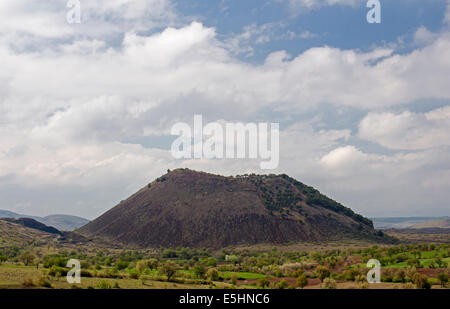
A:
[412, 218, 450, 229]
[0, 219, 57, 248]
[0, 210, 89, 231]
[1, 218, 61, 235]
[0, 218, 96, 249]
[372, 217, 450, 229]
[0, 210, 42, 221]
[79, 169, 388, 248]
[39, 215, 90, 231]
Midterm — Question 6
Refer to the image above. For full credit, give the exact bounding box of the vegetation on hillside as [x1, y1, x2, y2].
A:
[1, 239, 449, 289]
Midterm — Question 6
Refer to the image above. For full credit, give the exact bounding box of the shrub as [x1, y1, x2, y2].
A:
[343, 269, 359, 281]
[205, 258, 217, 267]
[393, 269, 406, 283]
[406, 258, 421, 268]
[321, 278, 337, 289]
[80, 270, 93, 278]
[96, 280, 112, 289]
[43, 256, 68, 268]
[81, 260, 91, 269]
[98, 268, 121, 279]
[279, 263, 304, 276]
[358, 282, 369, 289]
[354, 274, 366, 283]
[38, 276, 52, 288]
[230, 274, 238, 285]
[206, 268, 219, 281]
[21, 278, 35, 288]
[405, 266, 417, 281]
[274, 269, 284, 278]
[136, 260, 149, 273]
[258, 277, 270, 289]
[381, 269, 394, 282]
[412, 273, 431, 289]
[128, 268, 140, 279]
[115, 261, 129, 271]
[159, 261, 178, 282]
[48, 266, 68, 277]
[148, 258, 159, 270]
[193, 265, 206, 279]
[437, 273, 448, 288]
[20, 253, 36, 266]
[296, 273, 308, 289]
[277, 280, 288, 289]
[314, 266, 331, 282]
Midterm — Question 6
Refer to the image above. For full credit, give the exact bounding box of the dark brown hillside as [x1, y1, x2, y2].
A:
[78, 169, 387, 248]
[1, 218, 61, 235]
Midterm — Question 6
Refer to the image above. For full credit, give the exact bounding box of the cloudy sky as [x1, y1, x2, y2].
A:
[0, 0, 449, 219]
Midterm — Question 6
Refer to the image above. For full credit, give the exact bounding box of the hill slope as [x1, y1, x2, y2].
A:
[0, 210, 89, 231]
[0, 210, 42, 221]
[39, 215, 90, 231]
[0, 218, 61, 235]
[0, 220, 57, 248]
[79, 169, 386, 248]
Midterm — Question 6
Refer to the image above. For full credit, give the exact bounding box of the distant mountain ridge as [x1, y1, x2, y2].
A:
[1, 217, 62, 235]
[0, 219, 57, 247]
[412, 218, 450, 229]
[0, 210, 89, 231]
[372, 216, 450, 229]
[79, 169, 389, 248]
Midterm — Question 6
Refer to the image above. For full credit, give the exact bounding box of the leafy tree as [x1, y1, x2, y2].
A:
[433, 257, 445, 268]
[136, 260, 149, 273]
[159, 261, 178, 282]
[205, 258, 217, 267]
[296, 273, 308, 289]
[412, 273, 431, 289]
[193, 264, 206, 279]
[115, 260, 129, 271]
[128, 268, 140, 279]
[343, 269, 359, 281]
[148, 258, 159, 270]
[258, 277, 270, 289]
[406, 258, 421, 268]
[393, 269, 406, 283]
[230, 273, 238, 285]
[405, 266, 417, 281]
[20, 252, 35, 266]
[206, 268, 219, 281]
[314, 266, 331, 282]
[437, 273, 448, 288]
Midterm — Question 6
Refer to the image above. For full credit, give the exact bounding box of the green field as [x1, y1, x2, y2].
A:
[1, 241, 449, 289]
